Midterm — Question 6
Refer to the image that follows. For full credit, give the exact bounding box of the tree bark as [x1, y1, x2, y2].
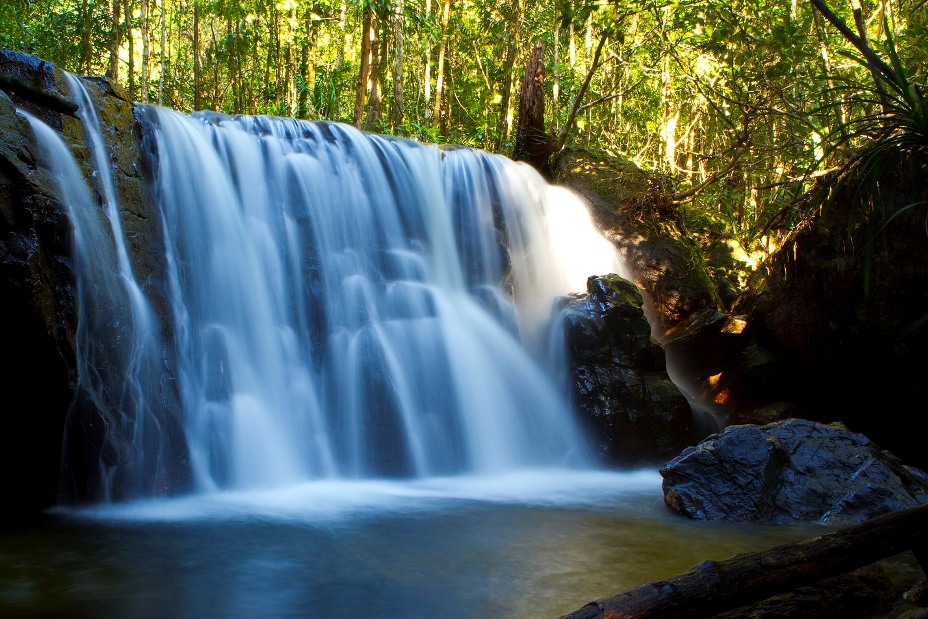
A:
[557, 503, 928, 619]
[431, 0, 451, 130]
[353, 4, 373, 128]
[193, 0, 200, 110]
[495, 0, 523, 152]
[140, 0, 148, 102]
[392, 0, 404, 131]
[126, 0, 135, 101]
[364, 16, 384, 130]
[513, 41, 554, 178]
[108, 0, 121, 81]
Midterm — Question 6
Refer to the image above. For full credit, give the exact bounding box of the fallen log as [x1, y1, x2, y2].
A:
[558, 502, 928, 619]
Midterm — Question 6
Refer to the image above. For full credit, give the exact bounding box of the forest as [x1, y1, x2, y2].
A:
[2, 0, 926, 263]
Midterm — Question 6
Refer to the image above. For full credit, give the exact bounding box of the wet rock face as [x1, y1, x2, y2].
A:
[1, 49, 179, 513]
[661, 418, 928, 524]
[1, 51, 79, 518]
[562, 274, 694, 465]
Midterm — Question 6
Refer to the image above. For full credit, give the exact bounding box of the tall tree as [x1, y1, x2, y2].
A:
[495, 0, 523, 152]
[108, 0, 121, 81]
[140, 0, 149, 102]
[431, 0, 450, 129]
[392, 0, 404, 131]
[353, 2, 374, 128]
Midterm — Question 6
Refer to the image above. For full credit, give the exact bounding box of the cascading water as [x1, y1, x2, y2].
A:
[24, 73, 624, 501]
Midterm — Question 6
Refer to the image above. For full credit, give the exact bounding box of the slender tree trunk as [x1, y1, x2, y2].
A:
[227, 17, 239, 113]
[495, 0, 523, 152]
[365, 17, 384, 130]
[79, 0, 92, 73]
[353, 4, 374, 128]
[108, 0, 121, 80]
[660, 55, 676, 170]
[270, 4, 280, 103]
[336, 1, 347, 67]
[141, 0, 149, 102]
[126, 0, 136, 100]
[297, 8, 315, 120]
[423, 0, 432, 122]
[158, 0, 166, 105]
[392, 0, 404, 131]
[284, 42, 294, 114]
[431, 0, 451, 128]
[553, 16, 560, 126]
[441, 53, 453, 136]
[193, 0, 201, 110]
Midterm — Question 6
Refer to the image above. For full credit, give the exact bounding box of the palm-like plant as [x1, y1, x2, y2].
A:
[806, 0, 927, 294]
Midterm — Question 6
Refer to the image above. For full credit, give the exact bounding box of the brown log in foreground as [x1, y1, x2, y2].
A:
[557, 503, 928, 619]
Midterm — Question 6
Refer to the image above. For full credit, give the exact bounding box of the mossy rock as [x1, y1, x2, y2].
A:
[553, 146, 722, 334]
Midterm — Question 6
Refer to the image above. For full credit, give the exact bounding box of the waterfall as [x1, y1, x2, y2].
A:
[23, 74, 624, 501]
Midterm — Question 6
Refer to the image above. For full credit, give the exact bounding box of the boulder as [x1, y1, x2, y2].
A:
[562, 273, 694, 465]
[661, 418, 928, 524]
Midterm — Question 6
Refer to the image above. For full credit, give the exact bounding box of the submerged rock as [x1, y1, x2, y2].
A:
[562, 273, 694, 465]
[661, 418, 928, 523]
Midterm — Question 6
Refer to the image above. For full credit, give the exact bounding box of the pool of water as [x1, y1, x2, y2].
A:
[0, 470, 828, 619]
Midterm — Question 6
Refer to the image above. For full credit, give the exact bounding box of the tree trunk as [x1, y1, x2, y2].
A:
[193, 0, 200, 110]
[495, 0, 523, 152]
[108, 0, 121, 81]
[556, 503, 928, 619]
[392, 0, 404, 132]
[158, 0, 165, 105]
[513, 41, 554, 178]
[140, 0, 148, 102]
[298, 39, 310, 119]
[126, 0, 135, 100]
[431, 0, 451, 129]
[79, 0, 92, 74]
[364, 19, 384, 131]
[423, 0, 431, 122]
[353, 4, 373, 128]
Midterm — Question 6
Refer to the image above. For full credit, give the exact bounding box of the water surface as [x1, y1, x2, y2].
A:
[1, 470, 826, 619]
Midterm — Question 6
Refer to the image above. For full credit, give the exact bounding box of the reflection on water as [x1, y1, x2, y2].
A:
[0, 471, 827, 619]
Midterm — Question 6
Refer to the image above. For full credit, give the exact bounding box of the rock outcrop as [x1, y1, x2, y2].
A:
[552, 147, 723, 336]
[1, 50, 80, 518]
[0, 49, 181, 514]
[661, 418, 928, 524]
[562, 274, 694, 465]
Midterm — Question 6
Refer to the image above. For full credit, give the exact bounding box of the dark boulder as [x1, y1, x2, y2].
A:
[562, 273, 694, 465]
[661, 418, 928, 524]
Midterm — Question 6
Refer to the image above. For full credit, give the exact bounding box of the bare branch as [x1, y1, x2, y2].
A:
[671, 144, 749, 203]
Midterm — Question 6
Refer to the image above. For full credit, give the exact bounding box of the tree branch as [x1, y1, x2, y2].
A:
[573, 77, 646, 116]
[671, 144, 749, 203]
[555, 31, 609, 149]
[808, 0, 896, 83]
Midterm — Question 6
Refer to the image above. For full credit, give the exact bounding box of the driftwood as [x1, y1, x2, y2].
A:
[557, 502, 928, 619]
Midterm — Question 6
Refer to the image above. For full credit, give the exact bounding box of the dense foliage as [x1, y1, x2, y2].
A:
[2, 0, 925, 258]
